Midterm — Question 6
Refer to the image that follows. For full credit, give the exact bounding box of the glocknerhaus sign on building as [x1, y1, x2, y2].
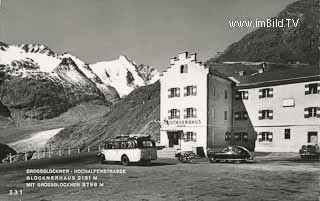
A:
[159, 52, 320, 153]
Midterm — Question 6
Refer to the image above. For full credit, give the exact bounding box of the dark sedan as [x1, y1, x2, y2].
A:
[299, 144, 320, 159]
[207, 146, 253, 163]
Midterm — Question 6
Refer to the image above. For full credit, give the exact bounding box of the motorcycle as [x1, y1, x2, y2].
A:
[175, 151, 197, 163]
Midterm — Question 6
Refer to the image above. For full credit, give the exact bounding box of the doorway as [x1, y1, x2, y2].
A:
[167, 131, 181, 148]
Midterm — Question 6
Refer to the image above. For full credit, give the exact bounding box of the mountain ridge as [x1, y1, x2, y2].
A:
[210, 0, 319, 65]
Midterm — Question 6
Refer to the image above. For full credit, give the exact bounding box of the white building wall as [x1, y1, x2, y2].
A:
[160, 52, 208, 151]
[239, 81, 320, 152]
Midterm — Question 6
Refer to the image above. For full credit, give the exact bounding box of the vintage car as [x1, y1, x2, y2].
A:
[299, 144, 320, 159]
[207, 146, 253, 163]
[98, 135, 157, 166]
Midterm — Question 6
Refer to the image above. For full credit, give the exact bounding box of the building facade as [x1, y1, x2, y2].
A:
[233, 68, 320, 152]
[160, 52, 233, 152]
[160, 53, 319, 153]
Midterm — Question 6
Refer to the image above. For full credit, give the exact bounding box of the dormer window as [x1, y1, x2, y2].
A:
[180, 64, 188, 73]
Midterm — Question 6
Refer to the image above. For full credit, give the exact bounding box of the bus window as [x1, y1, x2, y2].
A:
[121, 142, 127, 149]
[127, 141, 134, 148]
[106, 143, 112, 149]
[138, 140, 155, 148]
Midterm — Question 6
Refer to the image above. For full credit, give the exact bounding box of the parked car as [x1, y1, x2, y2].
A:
[299, 144, 320, 159]
[207, 146, 253, 163]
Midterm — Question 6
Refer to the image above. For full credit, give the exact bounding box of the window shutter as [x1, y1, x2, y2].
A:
[268, 133, 273, 142]
[259, 89, 263, 98]
[317, 107, 320, 118]
[269, 88, 273, 98]
[193, 108, 197, 118]
[193, 86, 197, 96]
[177, 109, 180, 119]
[235, 112, 239, 120]
[318, 84, 320, 94]
[243, 112, 248, 120]
[258, 133, 262, 142]
[168, 89, 171, 98]
[235, 92, 240, 100]
[244, 91, 249, 100]
[168, 110, 171, 119]
[269, 110, 273, 119]
[183, 87, 187, 96]
[177, 88, 180, 97]
[183, 133, 187, 142]
[305, 84, 309, 95]
[258, 110, 263, 120]
[243, 133, 248, 141]
[193, 132, 197, 142]
[304, 108, 309, 118]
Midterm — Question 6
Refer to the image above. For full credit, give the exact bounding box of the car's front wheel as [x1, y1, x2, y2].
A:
[209, 156, 216, 163]
[121, 155, 130, 166]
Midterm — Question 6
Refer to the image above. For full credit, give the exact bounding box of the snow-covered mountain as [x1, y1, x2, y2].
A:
[90, 55, 159, 97]
[0, 41, 159, 121]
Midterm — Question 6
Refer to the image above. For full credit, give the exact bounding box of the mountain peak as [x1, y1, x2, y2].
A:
[16, 43, 56, 57]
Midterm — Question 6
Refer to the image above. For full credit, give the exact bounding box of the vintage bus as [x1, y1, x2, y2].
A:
[98, 135, 157, 166]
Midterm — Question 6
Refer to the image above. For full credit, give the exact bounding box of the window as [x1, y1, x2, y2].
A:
[224, 111, 228, 120]
[284, 129, 290, 139]
[168, 88, 180, 98]
[140, 140, 155, 148]
[168, 109, 180, 119]
[180, 64, 188, 73]
[258, 132, 273, 142]
[307, 132, 318, 143]
[304, 107, 320, 118]
[212, 108, 215, 119]
[234, 132, 248, 141]
[259, 110, 273, 120]
[224, 90, 228, 99]
[259, 88, 273, 98]
[225, 132, 232, 141]
[305, 83, 319, 95]
[184, 108, 197, 118]
[235, 91, 248, 100]
[184, 132, 196, 142]
[235, 111, 248, 120]
[184, 85, 197, 96]
[283, 98, 295, 107]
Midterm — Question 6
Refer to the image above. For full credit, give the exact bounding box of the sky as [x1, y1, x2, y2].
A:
[0, 0, 297, 71]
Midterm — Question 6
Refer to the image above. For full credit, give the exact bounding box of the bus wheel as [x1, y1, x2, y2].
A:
[121, 155, 130, 166]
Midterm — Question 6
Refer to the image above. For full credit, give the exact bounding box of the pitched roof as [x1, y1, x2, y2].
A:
[234, 66, 319, 89]
[208, 62, 319, 88]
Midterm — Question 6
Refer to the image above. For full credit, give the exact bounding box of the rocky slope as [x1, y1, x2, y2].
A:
[210, 0, 319, 65]
[47, 81, 160, 150]
[0, 42, 159, 126]
[0, 143, 16, 162]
